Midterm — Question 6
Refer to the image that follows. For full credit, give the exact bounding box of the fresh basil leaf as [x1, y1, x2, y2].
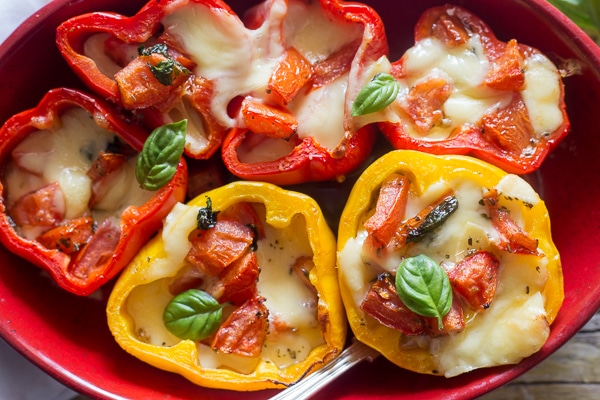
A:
[136, 119, 187, 191]
[163, 289, 223, 341]
[197, 197, 220, 230]
[395, 254, 452, 330]
[352, 73, 400, 116]
[139, 43, 170, 57]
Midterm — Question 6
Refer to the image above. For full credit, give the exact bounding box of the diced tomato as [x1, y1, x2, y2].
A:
[310, 39, 360, 89]
[87, 151, 127, 209]
[186, 219, 255, 277]
[484, 39, 525, 91]
[363, 173, 410, 247]
[36, 216, 94, 254]
[211, 296, 269, 357]
[241, 98, 298, 139]
[360, 273, 425, 335]
[424, 295, 465, 336]
[481, 94, 534, 155]
[210, 251, 260, 306]
[447, 251, 499, 311]
[115, 52, 189, 110]
[9, 181, 65, 228]
[71, 218, 121, 279]
[267, 47, 313, 106]
[401, 76, 452, 134]
[483, 188, 539, 255]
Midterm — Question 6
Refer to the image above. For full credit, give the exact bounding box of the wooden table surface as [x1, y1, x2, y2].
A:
[480, 309, 600, 399]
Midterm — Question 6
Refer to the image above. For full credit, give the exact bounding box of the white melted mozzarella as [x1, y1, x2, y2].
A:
[9, 108, 113, 219]
[393, 33, 563, 140]
[283, 0, 362, 64]
[84, 33, 123, 77]
[163, 0, 365, 152]
[127, 202, 323, 372]
[162, 1, 287, 127]
[338, 174, 551, 376]
[289, 75, 348, 150]
[521, 53, 564, 134]
[6, 108, 154, 233]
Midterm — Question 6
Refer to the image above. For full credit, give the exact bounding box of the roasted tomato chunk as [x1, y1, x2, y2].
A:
[186, 219, 256, 277]
[211, 296, 269, 357]
[360, 273, 425, 336]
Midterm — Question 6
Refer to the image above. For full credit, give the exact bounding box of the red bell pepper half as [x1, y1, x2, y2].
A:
[221, 0, 387, 185]
[376, 5, 570, 174]
[0, 87, 188, 296]
[55, 0, 236, 160]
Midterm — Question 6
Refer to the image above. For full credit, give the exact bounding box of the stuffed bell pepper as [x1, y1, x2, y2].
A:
[351, 5, 570, 174]
[0, 87, 187, 296]
[56, 0, 387, 184]
[106, 181, 346, 390]
[337, 149, 563, 377]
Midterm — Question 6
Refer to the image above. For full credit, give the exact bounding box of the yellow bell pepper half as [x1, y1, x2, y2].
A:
[337, 150, 563, 377]
[107, 181, 346, 390]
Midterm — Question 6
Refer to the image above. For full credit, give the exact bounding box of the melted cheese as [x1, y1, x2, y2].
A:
[84, 33, 123, 78]
[283, 0, 362, 64]
[5, 108, 154, 234]
[162, 1, 286, 127]
[289, 75, 348, 150]
[521, 53, 564, 134]
[163, 0, 365, 152]
[126, 202, 323, 372]
[338, 174, 551, 376]
[9, 109, 112, 218]
[363, 31, 563, 140]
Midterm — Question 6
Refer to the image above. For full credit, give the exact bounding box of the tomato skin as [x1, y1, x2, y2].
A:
[447, 251, 500, 312]
[0, 88, 188, 296]
[211, 296, 269, 357]
[379, 5, 570, 174]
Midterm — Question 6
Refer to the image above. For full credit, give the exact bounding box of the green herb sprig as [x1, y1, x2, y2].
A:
[197, 197, 219, 230]
[138, 43, 190, 86]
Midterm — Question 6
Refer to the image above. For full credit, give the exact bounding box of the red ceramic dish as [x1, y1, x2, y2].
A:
[0, 0, 599, 399]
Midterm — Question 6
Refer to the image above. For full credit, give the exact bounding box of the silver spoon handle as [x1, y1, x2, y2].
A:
[269, 341, 380, 400]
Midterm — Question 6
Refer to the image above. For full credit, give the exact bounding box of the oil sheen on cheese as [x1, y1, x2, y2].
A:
[126, 202, 323, 372]
[338, 174, 550, 377]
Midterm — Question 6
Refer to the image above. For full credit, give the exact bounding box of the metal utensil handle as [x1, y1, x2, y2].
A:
[269, 341, 380, 400]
